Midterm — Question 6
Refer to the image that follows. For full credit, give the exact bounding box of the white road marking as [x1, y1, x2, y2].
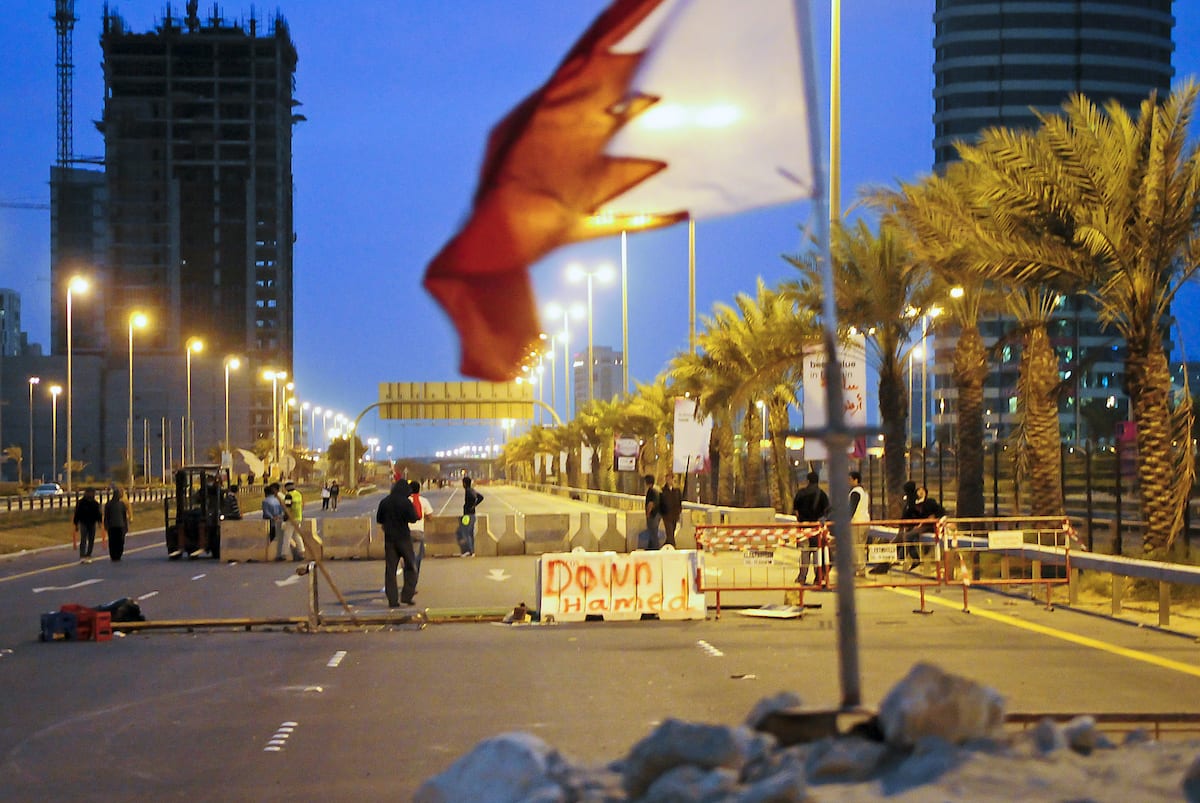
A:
[190, 574, 206, 581]
[436, 490, 460, 517]
[263, 720, 300, 753]
[32, 579, 104, 593]
[696, 640, 724, 657]
[274, 574, 303, 587]
[327, 650, 347, 668]
[136, 591, 159, 601]
[486, 569, 512, 582]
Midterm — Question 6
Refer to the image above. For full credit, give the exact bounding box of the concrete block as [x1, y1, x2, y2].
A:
[221, 519, 270, 562]
[496, 514, 525, 556]
[721, 507, 778, 525]
[321, 516, 372, 559]
[597, 512, 626, 553]
[523, 513, 570, 555]
[568, 512, 600, 552]
[474, 515, 498, 557]
[424, 515, 465, 558]
[674, 509, 703, 550]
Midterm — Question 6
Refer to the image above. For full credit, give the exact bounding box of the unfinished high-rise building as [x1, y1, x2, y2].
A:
[43, 3, 300, 475]
[97, 3, 298, 364]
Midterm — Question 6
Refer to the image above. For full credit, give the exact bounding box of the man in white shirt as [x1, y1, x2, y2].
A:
[409, 480, 433, 574]
[849, 471, 871, 574]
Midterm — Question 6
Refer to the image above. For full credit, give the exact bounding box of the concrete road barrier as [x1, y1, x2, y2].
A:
[597, 512, 625, 553]
[568, 513, 600, 552]
[423, 515, 465, 558]
[523, 513, 570, 555]
[474, 515, 498, 557]
[221, 519, 270, 562]
[297, 520, 322, 562]
[497, 514, 525, 556]
[322, 516, 372, 559]
[720, 507, 778, 524]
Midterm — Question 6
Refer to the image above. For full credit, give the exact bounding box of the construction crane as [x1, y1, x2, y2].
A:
[52, 0, 77, 167]
[0, 201, 51, 210]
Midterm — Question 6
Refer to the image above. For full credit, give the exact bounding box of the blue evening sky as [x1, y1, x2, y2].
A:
[2, 2, 1199, 456]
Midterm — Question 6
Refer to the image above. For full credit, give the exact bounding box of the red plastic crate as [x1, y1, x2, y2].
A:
[92, 611, 112, 641]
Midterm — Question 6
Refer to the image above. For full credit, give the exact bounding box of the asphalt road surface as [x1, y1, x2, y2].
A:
[2, 484, 1200, 800]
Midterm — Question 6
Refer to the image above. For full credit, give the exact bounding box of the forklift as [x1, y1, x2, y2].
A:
[164, 465, 228, 559]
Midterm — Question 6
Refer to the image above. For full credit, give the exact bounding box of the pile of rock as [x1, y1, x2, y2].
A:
[415, 662, 1200, 802]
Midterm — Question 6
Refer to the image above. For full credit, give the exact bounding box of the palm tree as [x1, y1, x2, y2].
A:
[883, 165, 1000, 518]
[2, 446, 23, 486]
[952, 85, 1200, 552]
[788, 219, 936, 517]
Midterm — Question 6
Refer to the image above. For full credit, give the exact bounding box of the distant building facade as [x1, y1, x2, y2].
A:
[573, 345, 623, 408]
[927, 0, 1176, 446]
[37, 4, 299, 476]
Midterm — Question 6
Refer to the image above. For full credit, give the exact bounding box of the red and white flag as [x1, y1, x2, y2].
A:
[425, 0, 817, 381]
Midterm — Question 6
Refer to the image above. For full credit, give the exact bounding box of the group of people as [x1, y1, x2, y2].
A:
[642, 474, 684, 549]
[319, 481, 341, 510]
[790, 469, 946, 575]
[72, 486, 134, 563]
[261, 481, 307, 561]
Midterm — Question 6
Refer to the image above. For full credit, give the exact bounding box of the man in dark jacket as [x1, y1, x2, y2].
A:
[376, 481, 420, 607]
[658, 474, 683, 547]
[456, 476, 484, 556]
[792, 471, 830, 582]
[73, 488, 103, 563]
[103, 486, 133, 562]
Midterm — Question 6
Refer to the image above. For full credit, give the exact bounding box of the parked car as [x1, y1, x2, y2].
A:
[32, 483, 65, 497]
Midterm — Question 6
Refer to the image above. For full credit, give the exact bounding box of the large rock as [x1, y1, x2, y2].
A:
[621, 719, 773, 798]
[414, 732, 566, 803]
[877, 662, 1005, 748]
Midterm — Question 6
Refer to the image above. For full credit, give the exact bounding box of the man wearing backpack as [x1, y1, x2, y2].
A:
[409, 479, 432, 574]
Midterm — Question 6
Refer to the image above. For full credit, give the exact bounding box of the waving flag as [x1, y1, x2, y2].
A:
[425, 0, 817, 381]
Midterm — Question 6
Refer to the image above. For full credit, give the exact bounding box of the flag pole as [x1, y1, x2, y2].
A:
[622, 230, 630, 396]
[688, 220, 696, 354]
[795, 0, 860, 710]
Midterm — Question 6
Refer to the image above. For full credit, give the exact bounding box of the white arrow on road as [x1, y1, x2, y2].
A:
[486, 569, 511, 582]
[275, 574, 303, 587]
[32, 579, 104, 594]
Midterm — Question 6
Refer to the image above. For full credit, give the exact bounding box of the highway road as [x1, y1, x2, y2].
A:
[1, 484, 1199, 800]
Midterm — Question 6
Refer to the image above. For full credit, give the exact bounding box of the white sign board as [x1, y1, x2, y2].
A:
[672, 397, 713, 473]
[802, 334, 867, 461]
[988, 530, 1025, 549]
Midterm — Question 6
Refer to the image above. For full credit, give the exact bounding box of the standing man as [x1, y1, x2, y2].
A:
[848, 471, 870, 574]
[73, 488, 103, 564]
[262, 482, 286, 559]
[409, 479, 433, 575]
[792, 471, 831, 581]
[377, 480, 419, 607]
[281, 480, 306, 561]
[329, 480, 340, 510]
[659, 474, 683, 548]
[457, 476, 484, 557]
[103, 486, 133, 562]
[643, 474, 662, 550]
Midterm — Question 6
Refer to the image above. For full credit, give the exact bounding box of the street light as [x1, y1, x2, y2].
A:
[310, 405, 322, 452]
[566, 261, 615, 405]
[224, 356, 241, 457]
[544, 302, 586, 420]
[184, 337, 204, 465]
[262, 369, 286, 474]
[127, 311, 147, 485]
[65, 275, 89, 495]
[321, 409, 332, 448]
[27, 376, 39, 483]
[49, 384, 62, 482]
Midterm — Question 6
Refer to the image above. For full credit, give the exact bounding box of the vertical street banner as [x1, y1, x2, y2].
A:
[802, 334, 867, 461]
[672, 397, 713, 473]
[581, 443, 595, 475]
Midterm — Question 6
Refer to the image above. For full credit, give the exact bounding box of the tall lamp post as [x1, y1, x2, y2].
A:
[27, 376, 40, 483]
[184, 337, 203, 465]
[566, 261, 614, 405]
[223, 356, 241, 458]
[544, 301, 585, 420]
[49, 385, 62, 483]
[127, 311, 147, 485]
[263, 370, 286, 473]
[65, 276, 89, 495]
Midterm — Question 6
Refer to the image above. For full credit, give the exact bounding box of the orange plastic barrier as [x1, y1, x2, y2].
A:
[694, 523, 828, 617]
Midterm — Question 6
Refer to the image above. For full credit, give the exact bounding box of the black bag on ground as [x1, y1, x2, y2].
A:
[97, 597, 145, 622]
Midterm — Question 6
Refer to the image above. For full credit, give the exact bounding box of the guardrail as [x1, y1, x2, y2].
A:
[2, 485, 172, 513]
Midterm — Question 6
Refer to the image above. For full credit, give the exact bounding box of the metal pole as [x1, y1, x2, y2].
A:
[185, 348, 193, 466]
[586, 274, 594, 405]
[621, 230, 629, 397]
[28, 377, 39, 483]
[224, 364, 232, 454]
[128, 320, 135, 484]
[65, 288, 74, 495]
[50, 388, 60, 483]
[563, 313, 572, 420]
[549, 350, 557, 423]
[688, 220, 696, 354]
